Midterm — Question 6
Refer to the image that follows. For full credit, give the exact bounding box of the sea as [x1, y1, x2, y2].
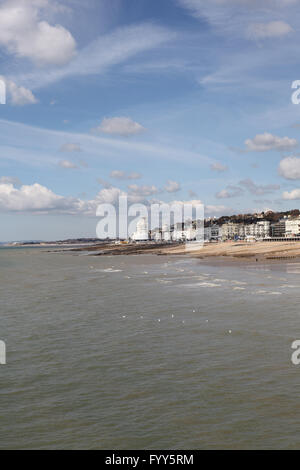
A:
[1, 246, 300, 449]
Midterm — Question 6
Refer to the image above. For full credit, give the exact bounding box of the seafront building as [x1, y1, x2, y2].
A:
[131, 217, 149, 241]
[132, 215, 300, 243]
[173, 222, 198, 241]
[220, 221, 270, 241]
[204, 224, 222, 241]
[219, 217, 300, 241]
[285, 217, 300, 237]
[221, 223, 240, 240]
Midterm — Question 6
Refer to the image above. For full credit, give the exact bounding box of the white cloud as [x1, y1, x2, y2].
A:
[0, 76, 37, 105]
[0, 180, 231, 220]
[247, 21, 294, 40]
[58, 160, 78, 169]
[14, 23, 175, 90]
[278, 156, 300, 180]
[282, 189, 300, 200]
[94, 117, 145, 137]
[95, 186, 126, 206]
[0, 182, 77, 213]
[60, 143, 82, 152]
[245, 133, 298, 152]
[0, 0, 76, 66]
[211, 162, 228, 172]
[164, 180, 181, 193]
[0, 181, 127, 215]
[110, 170, 142, 180]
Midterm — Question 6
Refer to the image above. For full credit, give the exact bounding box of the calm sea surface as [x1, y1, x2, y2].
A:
[1, 247, 300, 449]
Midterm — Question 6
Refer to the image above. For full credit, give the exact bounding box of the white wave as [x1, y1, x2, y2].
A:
[98, 268, 123, 273]
[197, 282, 222, 288]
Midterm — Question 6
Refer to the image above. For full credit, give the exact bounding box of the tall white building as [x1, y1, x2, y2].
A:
[255, 221, 271, 239]
[131, 217, 149, 241]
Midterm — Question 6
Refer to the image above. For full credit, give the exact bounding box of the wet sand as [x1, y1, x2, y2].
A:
[67, 240, 300, 264]
[164, 240, 300, 261]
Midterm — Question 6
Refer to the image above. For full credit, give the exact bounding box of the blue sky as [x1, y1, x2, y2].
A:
[1, 0, 300, 240]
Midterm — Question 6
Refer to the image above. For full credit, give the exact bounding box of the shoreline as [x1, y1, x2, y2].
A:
[50, 240, 300, 265]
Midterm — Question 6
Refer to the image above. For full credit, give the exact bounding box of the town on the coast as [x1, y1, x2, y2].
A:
[131, 210, 300, 243]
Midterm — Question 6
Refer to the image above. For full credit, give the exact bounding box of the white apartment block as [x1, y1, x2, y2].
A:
[221, 223, 240, 240]
[222, 221, 270, 240]
[256, 221, 271, 238]
[132, 217, 149, 241]
[285, 217, 300, 237]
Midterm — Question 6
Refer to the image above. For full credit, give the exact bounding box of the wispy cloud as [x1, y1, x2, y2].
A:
[60, 143, 82, 152]
[110, 170, 142, 180]
[0, 118, 212, 168]
[216, 185, 243, 199]
[247, 21, 294, 40]
[239, 178, 280, 195]
[211, 162, 228, 172]
[93, 117, 145, 137]
[12, 22, 176, 90]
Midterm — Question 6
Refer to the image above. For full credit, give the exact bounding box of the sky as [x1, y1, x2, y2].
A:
[1, 0, 300, 240]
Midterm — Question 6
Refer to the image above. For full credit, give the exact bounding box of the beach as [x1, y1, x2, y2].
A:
[66, 240, 300, 263]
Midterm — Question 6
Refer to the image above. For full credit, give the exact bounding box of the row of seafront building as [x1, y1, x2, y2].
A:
[207, 215, 300, 242]
[131, 215, 300, 242]
[132, 218, 200, 242]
